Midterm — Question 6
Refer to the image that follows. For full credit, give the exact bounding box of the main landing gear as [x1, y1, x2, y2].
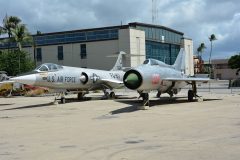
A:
[103, 89, 116, 99]
[53, 92, 66, 104]
[77, 92, 88, 100]
[188, 81, 203, 102]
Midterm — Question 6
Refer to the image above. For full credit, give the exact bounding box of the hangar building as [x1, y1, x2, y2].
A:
[0, 22, 194, 75]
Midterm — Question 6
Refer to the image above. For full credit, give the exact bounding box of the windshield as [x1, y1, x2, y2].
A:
[143, 59, 159, 65]
[34, 63, 63, 72]
[143, 59, 149, 64]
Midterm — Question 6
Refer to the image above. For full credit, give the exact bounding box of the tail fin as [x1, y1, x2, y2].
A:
[0, 71, 9, 82]
[172, 48, 185, 72]
[111, 51, 126, 71]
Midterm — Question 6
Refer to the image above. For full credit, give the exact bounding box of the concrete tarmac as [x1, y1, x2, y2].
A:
[0, 89, 240, 160]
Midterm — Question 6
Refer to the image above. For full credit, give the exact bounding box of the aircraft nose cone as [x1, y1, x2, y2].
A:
[10, 74, 37, 85]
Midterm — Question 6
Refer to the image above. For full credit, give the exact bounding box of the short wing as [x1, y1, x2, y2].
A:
[101, 79, 123, 84]
[100, 79, 123, 89]
[162, 77, 210, 83]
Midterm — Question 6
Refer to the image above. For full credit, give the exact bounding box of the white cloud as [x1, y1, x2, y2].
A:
[0, 0, 239, 59]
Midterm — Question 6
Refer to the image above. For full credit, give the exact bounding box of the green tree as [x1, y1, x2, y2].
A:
[197, 43, 206, 58]
[11, 24, 32, 51]
[209, 34, 217, 63]
[208, 34, 217, 78]
[0, 15, 21, 38]
[0, 50, 34, 76]
[10, 23, 33, 73]
[0, 15, 22, 71]
[0, 15, 34, 75]
[228, 54, 240, 69]
[0, 15, 33, 74]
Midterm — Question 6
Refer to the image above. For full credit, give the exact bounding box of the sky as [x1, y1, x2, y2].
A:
[0, 0, 239, 60]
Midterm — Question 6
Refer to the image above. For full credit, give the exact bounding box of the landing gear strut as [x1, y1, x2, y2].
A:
[77, 92, 85, 100]
[188, 81, 202, 102]
[53, 92, 66, 104]
[188, 90, 194, 101]
[156, 91, 161, 98]
[138, 92, 149, 109]
[60, 96, 65, 104]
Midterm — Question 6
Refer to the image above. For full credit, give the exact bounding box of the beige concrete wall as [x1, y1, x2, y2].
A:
[118, 29, 131, 68]
[118, 28, 146, 68]
[181, 38, 194, 76]
[22, 28, 146, 70]
[129, 29, 146, 67]
[86, 40, 119, 70]
[23, 40, 120, 70]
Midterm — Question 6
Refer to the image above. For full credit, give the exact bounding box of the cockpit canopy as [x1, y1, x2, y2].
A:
[34, 63, 63, 72]
[143, 59, 168, 66]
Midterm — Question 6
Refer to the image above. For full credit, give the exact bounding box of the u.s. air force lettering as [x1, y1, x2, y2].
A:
[46, 75, 76, 83]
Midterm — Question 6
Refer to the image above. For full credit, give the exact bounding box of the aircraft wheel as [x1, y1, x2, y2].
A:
[77, 92, 84, 100]
[61, 97, 66, 104]
[188, 90, 194, 102]
[110, 92, 116, 99]
[104, 92, 110, 99]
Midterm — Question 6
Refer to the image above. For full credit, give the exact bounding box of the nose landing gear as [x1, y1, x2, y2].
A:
[138, 92, 150, 110]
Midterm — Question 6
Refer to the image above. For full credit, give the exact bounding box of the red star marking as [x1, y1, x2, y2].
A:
[152, 74, 160, 85]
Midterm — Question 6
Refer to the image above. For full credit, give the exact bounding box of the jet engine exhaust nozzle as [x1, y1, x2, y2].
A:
[80, 72, 88, 84]
[123, 70, 142, 90]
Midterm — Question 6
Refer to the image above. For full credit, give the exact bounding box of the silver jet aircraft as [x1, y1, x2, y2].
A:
[9, 52, 126, 103]
[123, 48, 209, 108]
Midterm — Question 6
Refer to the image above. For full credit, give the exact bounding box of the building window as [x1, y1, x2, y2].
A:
[36, 48, 42, 61]
[58, 46, 64, 60]
[80, 44, 87, 59]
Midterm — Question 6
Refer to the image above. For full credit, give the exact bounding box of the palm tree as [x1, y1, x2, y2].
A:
[209, 34, 217, 64]
[197, 43, 206, 59]
[1, 15, 21, 38]
[0, 15, 22, 72]
[11, 24, 33, 73]
[208, 34, 217, 78]
[11, 24, 32, 51]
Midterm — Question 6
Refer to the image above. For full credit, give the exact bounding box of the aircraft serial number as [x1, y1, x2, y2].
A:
[109, 73, 121, 79]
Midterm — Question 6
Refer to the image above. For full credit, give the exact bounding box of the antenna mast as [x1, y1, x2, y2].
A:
[152, 0, 158, 24]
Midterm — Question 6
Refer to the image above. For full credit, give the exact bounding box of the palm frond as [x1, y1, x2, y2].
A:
[209, 34, 217, 41]
[10, 24, 33, 51]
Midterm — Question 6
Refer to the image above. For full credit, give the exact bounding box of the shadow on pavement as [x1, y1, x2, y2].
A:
[0, 103, 14, 106]
[111, 97, 222, 115]
[1, 102, 54, 111]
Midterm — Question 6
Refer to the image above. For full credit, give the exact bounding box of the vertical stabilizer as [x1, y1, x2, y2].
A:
[172, 48, 185, 72]
[111, 51, 126, 71]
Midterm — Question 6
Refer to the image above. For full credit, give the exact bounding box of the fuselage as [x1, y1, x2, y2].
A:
[123, 64, 187, 93]
[11, 66, 125, 91]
